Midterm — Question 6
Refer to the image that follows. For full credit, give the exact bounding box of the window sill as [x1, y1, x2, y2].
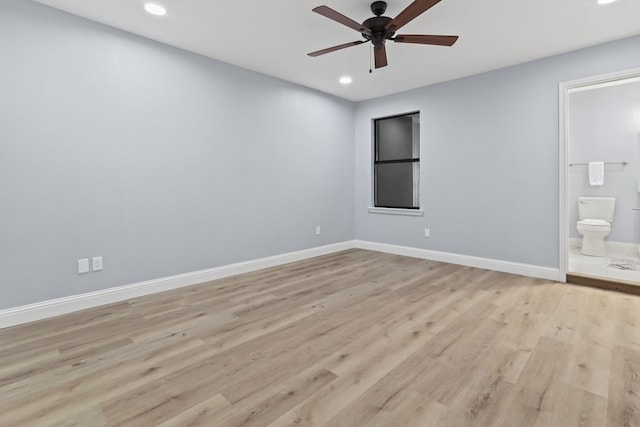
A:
[367, 207, 424, 217]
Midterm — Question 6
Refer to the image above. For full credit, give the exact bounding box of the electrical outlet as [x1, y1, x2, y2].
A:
[78, 259, 89, 274]
[424, 228, 431, 238]
[92, 256, 103, 272]
[315, 226, 321, 236]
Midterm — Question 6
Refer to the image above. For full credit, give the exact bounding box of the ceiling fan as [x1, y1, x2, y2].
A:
[308, 0, 458, 69]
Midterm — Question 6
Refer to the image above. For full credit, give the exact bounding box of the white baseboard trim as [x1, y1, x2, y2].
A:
[0, 241, 356, 330]
[355, 240, 562, 282]
[0, 240, 562, 329]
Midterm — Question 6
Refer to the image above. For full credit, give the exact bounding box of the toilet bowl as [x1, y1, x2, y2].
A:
[576, 197, 615, 257]
[577, 219, 611, 256]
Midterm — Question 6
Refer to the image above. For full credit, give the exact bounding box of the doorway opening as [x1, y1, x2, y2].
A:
[560, 68, 640, 292]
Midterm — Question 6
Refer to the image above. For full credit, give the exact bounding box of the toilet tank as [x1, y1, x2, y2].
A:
[578, 197, 616, 222]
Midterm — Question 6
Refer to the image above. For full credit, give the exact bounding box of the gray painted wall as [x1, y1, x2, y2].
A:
[0, 0, 355, 309]
[568, 81, 640, 243]
[354, 35, 640, 268]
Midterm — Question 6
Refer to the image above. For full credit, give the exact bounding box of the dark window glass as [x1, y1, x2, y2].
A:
[374, 112, 420, 209]
[377, 116, 414, 161]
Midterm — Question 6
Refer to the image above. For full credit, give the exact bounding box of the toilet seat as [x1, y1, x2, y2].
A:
[577, 219, 610, 228]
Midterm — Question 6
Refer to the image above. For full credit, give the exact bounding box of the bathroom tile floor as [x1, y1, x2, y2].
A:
[568, 245, 640, 284]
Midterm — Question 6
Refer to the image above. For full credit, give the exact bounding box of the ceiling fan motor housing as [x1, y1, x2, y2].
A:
[362, 15, 394, 49]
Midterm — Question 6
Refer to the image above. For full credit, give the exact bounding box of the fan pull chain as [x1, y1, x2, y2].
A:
[369, 45, 373, 74]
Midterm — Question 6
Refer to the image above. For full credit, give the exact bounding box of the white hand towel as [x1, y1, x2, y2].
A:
[589, 162, 604, 186]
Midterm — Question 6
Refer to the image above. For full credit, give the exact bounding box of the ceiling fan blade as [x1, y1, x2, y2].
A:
[394, 34, 458, 46]
[308, 40, 367, 57]
[374, 45, 388, 69]
[385, 0, 442, 33]
[313, 6, 372, 36]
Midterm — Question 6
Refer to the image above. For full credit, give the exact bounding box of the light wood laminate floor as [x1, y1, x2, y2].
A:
[1, 249, 639, 426]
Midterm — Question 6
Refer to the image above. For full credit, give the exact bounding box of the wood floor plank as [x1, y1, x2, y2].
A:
[446, 376, 515, 427]
[365, 393, 449, 427]
[267, 305, 446, 426]
[502, 336, 566, 424]
[155, 394, 231, 427]
[607, 345, 640, 427]
[550, 384, 608, 427]
[614, 294, 640, 352]
[0, 249, 639, 426]
[49, 406, 107, 427]
[213, 368, 337, 427]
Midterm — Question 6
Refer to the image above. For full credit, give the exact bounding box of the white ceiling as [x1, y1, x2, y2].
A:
[33, 0, 640, 101]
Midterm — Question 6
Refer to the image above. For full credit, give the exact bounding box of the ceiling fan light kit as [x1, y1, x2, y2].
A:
[308, 0, 458, 69]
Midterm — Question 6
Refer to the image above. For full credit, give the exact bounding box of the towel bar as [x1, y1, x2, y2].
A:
[569, 161, 628, 167]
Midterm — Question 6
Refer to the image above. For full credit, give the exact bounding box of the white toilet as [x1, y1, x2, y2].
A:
[576, 196, 616, 256]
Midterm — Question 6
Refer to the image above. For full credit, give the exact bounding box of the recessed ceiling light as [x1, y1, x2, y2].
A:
[339, 76, 352, 85]
[144, 2, 167, 16]
[597, 0, 617, 4]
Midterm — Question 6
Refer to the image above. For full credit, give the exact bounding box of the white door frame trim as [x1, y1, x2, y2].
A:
[558, 67, 640, 281]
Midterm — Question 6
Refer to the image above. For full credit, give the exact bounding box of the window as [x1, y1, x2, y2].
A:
[373, 112, 420, 209]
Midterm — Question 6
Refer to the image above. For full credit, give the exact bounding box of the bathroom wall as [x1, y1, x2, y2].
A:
[568, 79, 640, 243]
